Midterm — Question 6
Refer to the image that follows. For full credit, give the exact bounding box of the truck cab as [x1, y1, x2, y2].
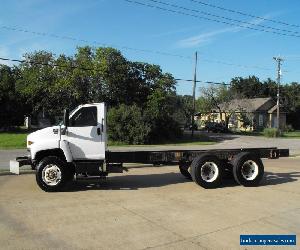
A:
[13, 103, 107, 191]
[28, 103, 107, 162]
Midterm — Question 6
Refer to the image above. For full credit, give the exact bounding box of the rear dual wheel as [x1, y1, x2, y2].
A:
[189, 152, 264, 189]
[190, 154, 224, 189]
[179, 162, 192, 180]
[231, 152, 264, 187]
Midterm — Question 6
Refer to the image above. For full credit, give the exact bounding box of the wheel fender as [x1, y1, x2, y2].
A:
[59, 140, 73, 162]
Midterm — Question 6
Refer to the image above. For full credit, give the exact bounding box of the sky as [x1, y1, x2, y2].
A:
[1, 0, 300, 96]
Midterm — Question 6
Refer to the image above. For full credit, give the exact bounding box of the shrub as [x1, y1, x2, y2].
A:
[146, 115, 182, 144]
[263, 128, 281, 138]
[107, 103, 182, 144]
[107, 104, 151, 144]
[285, 124, 294, 132]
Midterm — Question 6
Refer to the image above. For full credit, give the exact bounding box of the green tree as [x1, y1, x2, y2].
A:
[2, 46, 184, 139]
[230, 76, 263, 97]
[171, 95, 194, 126]
[107, 104, 151, 144]
[16, 51, 58, 118]
[145, 88, 182, 143]
[283, 82, 300, 128]
[0, 65, 25, 129]
[199, 85, 241, 127]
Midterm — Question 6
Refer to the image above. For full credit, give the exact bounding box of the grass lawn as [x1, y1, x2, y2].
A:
[0, 132, 28, 149]
[232, 131, 263, 136]
[282, 131, 300, 138]
[108, 133, 216, 147]
[234, 130, 300, 138]
[0, 130, 215, 149]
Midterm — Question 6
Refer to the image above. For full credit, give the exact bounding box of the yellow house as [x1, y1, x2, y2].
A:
[195, 98, 287, 131]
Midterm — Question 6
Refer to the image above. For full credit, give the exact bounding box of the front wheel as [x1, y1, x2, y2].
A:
[36, 156, 70, 192]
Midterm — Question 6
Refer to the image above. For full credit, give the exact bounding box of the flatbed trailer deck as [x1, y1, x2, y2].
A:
[106, 147, 289, 164]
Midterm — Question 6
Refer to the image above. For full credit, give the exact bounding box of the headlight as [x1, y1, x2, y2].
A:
[27, 141, 34, 146]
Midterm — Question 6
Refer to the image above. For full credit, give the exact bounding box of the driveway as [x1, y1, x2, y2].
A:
[0, 158, 299, 249]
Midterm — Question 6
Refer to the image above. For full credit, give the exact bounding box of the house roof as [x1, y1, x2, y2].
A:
[268, 105, 287, 114]
[218, 97, 275, 112]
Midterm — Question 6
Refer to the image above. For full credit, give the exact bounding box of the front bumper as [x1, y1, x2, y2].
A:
[9, 156, 32, 175]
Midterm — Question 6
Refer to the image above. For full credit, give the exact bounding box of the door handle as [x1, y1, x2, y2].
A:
[97, 127, 101, 135]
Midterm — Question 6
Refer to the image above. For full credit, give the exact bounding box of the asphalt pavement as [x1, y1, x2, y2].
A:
[0, 157, 299, 249]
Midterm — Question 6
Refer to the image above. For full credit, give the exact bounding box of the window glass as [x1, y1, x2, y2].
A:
[70, 107, 97, 127]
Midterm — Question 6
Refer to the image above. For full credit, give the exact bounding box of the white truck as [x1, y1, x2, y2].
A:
[10, 103, 289, 192]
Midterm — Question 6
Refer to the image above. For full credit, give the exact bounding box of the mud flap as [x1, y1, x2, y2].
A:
[9, 156, 32, 175]
[10, 160, 20, 175]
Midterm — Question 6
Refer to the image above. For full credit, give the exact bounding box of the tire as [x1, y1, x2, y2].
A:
[190, 154, 224, 189]
[36, 156, 70, 192]
[221, 161, 235, 179]
[65, 163, 75, 182]
[179, 162, 192, 180]
[231, 152, 264, 187]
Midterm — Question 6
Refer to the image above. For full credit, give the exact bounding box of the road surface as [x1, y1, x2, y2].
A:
[0, 157, 299, 249]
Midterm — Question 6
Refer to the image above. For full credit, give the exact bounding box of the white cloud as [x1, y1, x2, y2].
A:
[150, 25, 205, 38]
[177, 27, 237, 47]
[176, 14, 275, 48]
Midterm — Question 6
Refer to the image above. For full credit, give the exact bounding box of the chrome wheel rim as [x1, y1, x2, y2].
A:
[42, 164, 62, 186]
[200, 162, 219, 182]
[241, 160, 259, 181]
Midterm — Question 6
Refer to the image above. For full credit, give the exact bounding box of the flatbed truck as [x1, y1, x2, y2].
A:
[10, 103, 289, 192]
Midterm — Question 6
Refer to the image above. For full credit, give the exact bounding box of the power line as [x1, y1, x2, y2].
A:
[124, 0, 300, 38]
[0, 24, 284, 72]
[189, 0, 300, 29]
[147, 0, 300, 35]
[0, 23, 278, 71]
[175, 78, 229, 85]
[201, 58, 272, 71]
[0, 56, 92, 71]
[0, 56, 228, 86]
[0, 3, 297, 74]
[0, 25, 192, 60]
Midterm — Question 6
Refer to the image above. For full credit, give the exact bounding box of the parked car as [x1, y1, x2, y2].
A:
[184, 123, 198, 131]
[189, 124, 198, 131]
[204, 122, 229, 133]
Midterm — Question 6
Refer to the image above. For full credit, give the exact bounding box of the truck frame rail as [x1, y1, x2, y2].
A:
[106, 147, 289, 165]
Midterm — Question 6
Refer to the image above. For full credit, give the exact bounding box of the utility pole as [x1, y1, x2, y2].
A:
[191, 51, 198, 138]
[273, 56, 283, 130]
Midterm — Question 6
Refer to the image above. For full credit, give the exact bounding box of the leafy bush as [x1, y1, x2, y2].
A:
[107, 103, 182, 144]
[285, 124, 294, 132]
[146, 115, 182, 144]
[107, 104, 151, 144]
[263, 128, 281, 138]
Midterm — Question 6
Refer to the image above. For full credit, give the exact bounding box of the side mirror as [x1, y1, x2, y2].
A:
[63, 109, 69, 127]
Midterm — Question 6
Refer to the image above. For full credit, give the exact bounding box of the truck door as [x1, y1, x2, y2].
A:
[66, 104, 106, 160]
